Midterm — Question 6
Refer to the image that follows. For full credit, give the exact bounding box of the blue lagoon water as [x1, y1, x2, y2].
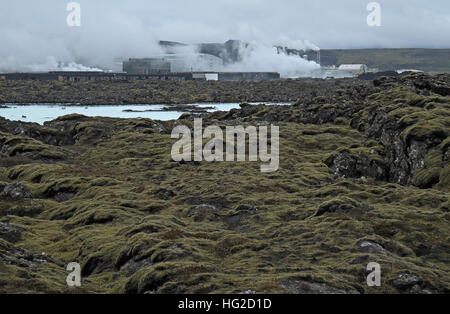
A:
[0, 103, 247, 125]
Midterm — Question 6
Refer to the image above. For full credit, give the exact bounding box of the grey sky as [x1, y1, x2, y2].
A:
[0, 0, 449, 70]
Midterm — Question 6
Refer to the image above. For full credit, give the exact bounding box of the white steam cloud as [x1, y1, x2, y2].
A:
[223, 40, 320, 78]
[2, 1, 447, 76]
[0, 1, 164, 72]
[0, 1, 323, 76]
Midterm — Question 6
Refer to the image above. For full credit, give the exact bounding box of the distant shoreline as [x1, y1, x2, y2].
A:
[310, 48, 450, 73]
[0, 77, 365, 106]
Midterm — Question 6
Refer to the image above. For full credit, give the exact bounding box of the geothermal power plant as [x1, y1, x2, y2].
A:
[0, 40, 430, 82]
[0, 40, 283, 82]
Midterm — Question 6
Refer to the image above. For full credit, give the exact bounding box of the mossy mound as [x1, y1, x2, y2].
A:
[0, 132, 71, 161]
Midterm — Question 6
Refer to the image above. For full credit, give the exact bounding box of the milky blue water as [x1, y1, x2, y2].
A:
[0, 103, 247, 125]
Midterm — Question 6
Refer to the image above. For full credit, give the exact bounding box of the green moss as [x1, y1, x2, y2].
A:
[0, 76, 449, 294]
[0, 132, 70, 160]
[392, 106, 449, 144]
[436, 166, 450, 192]
[413, 167, 443, 189]
[0, 167, 7, 181]
[8, 164, 61, 181]
[411, 145, 447, 189]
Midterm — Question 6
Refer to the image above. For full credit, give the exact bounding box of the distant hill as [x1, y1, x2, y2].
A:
[315, 49, 450, 73]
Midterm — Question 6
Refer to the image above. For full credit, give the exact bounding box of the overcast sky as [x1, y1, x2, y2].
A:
[0, 0, 449, 71]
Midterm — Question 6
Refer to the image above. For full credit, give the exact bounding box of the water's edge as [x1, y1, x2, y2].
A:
[0, 103, 243, 124]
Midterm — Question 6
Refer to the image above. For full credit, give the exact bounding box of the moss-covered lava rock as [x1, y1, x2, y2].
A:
[0, 73, 449, 294]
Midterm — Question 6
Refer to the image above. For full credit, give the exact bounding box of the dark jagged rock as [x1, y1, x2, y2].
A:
[314, 197, 374, 217]
[187, 204, 220, 222]
[0, 238, 64, 268]
[358, 71, 399, 80]
[54, 192, 76, 203]
[0, 116, 75, 146]
[392, 273, 421, 289]
[1, 182, 32, 200]
[0, 222, 24, 243]
[120, 258, 153, 276]
[281, 278, 359, 294]
[325, 148, 388, 181]
[124, 104, 215, 113]
[358, 241, 387, 255]
[155, 188, 175, 200]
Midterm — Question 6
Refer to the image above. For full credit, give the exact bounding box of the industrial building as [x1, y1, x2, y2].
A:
[120, 56, 280, 82]
[0, 72, 194, 82]
[122, 54, 223, 75]
[163, 54, 223, 72]
[191, 72, 280, 81]
[122, 58, 171, 75]
[217, 72, 280, 81]
[0, 71, 280, 82]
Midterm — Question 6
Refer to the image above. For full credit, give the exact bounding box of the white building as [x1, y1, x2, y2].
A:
[338, 64, 368, 77]
[192, 73, 219, 81]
